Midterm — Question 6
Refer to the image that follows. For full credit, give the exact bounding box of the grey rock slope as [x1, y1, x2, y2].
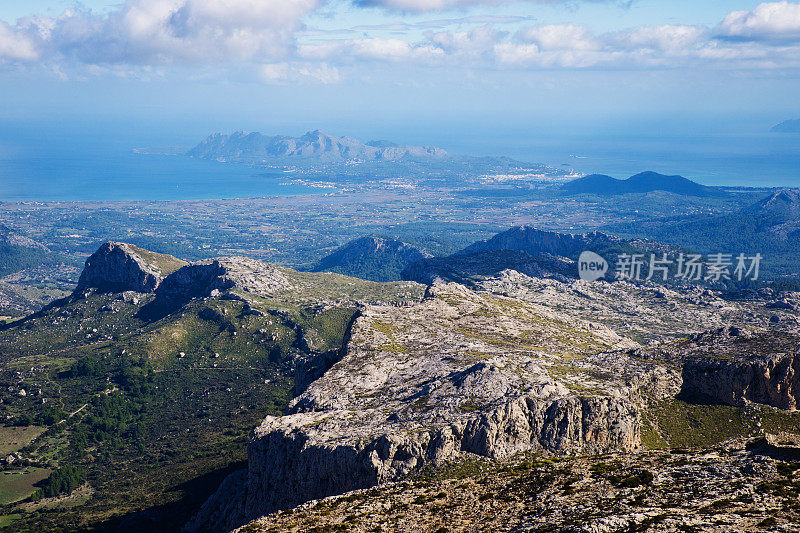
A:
[0, 224, 49, 251]
[76, 242, 186, 293]
[311, 236, 432, 282]
[187, 281, 659, 531]
[642, 328, 800, 410]
[187, 266, 800, 532]
[188, 130, 448, 164]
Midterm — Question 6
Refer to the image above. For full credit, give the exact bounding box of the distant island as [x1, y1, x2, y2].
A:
[187, 130, 448, 164]
[185, 129, 569, 181]
[771, 119, 800, 133]
[561, 171, 724, 197]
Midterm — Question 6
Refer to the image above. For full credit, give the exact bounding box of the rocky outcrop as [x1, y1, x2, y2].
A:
[138, 257, 293, 319]
[237, 438, 800, 533]
[681, 346, 800, 411]
[184, 265, 800, 532]
[187, 282, 653, 531]
[190, 392, 640, 532]
[76, 242, 186, 293]
[633, 327, 800, 411]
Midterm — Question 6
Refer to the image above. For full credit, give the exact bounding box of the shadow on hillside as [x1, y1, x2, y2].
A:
[89, 460, 246, 533]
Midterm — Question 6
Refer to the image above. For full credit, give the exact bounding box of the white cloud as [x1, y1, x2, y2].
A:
[353, 0, 614, 15]
[517, 24, 599, 51]
[260, 61, 341, 83]
[0, 0, 322, 65]
[354, 0, 505, 14]
[618, 25, 706, 52]
[426, 24, 506, 56]
[2, 0, 800, 77]
[0, 21, 39, 61]
[301, 37, 445, 63]
[716, 1, 800, 43]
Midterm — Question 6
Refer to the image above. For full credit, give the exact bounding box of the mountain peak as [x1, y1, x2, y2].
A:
[562, 171, 721, 197]
[311, 235, 431, 282]
[76, 242, 187, 294]
[747, 189, 800, 220]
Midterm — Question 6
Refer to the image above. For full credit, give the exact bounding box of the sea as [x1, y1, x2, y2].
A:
[0, 118, 798, 201]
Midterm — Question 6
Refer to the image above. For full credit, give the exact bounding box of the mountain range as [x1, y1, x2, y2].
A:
[561, 171, 723, 197]
[2, 235, 800, 532]
[606, 189, 800, 279]
[187, 130, 449, 164]
[308, 225, 683, 287]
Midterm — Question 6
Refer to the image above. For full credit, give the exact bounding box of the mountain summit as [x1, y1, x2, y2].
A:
[562, 171, 722, 197]
[311, 236, 431, 282]
[187, 130, 448, 164]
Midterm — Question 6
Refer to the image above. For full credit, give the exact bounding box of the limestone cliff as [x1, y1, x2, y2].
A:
[76, 241, 186, 293]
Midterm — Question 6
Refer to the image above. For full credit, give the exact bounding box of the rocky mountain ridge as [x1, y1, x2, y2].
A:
[11, 239, 800, 532]
[183, 262, 800, 531]
[76, 241, 187, 294]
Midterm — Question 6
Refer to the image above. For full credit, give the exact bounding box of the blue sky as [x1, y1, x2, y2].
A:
[1, 1, 799, 139]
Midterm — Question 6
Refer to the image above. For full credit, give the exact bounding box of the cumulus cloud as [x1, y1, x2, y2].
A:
[517, 24, 599, 51]
[1, 0, 800, 77]
[300, 37, 445, 64]
[260, 61, 340, 83]
[0, 0, 321, 65]
[353, 0, 615, 15]
[0, 21, 39, 61]
[716, 1, 800, 43]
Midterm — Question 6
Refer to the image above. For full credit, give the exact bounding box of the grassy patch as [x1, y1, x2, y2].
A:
[645, 399, 757, 449]
[0, 426, 46, 455]
[0, 514, 21, 528]
[0, 468, 51, 505]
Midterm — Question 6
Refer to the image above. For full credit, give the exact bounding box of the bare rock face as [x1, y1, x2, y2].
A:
[677, 330, 800, 410]
[187, 282, 651, 532]
[187, 271, 800, 533]
[76, 242, 185, 293]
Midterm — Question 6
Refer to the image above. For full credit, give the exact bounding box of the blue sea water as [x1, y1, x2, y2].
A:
[0, 121, 315, 202]
[0, 118, 798, 201]
[435, 129, 800, 189]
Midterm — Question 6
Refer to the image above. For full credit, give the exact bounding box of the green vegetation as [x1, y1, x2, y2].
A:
[37, 466, 84, 498]
[0, 427, 46, 456]
[0, 469, 51, 506]
[125, 244, 187, 276]
[0, 277, 365, 531]
[0, 245, 53, 279]
[644, 399, 800, 449]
